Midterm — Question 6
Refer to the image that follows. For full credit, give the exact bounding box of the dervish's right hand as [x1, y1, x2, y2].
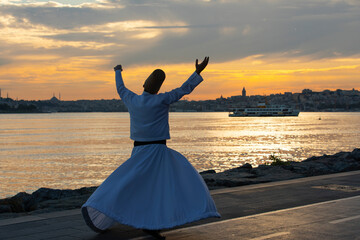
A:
[114, 65, 123, 71]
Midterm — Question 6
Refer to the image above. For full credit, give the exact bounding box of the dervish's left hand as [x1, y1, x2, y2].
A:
[195, 56, 209, 75]
[114, 65, 123, 71]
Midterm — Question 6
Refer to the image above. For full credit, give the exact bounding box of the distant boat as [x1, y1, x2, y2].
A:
[229, 103, 299, 117]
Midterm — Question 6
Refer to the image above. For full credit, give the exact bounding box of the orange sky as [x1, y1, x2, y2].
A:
[1, 55, 359, 101]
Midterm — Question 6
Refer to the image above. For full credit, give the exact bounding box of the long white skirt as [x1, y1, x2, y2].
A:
[81, 144, 220, 231]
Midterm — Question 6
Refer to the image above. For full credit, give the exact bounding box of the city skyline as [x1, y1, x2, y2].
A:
[1, 86, 359, 102]
[2, 86, 359, 114]
[1, 1, 359, 100]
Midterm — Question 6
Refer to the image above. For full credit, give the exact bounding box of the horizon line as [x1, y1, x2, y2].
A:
[1, 87, 359, 102]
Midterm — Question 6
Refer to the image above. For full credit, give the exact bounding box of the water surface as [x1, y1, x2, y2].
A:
[0, 112, 359, 197]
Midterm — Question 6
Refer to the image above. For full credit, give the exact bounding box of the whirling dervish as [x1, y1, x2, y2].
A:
[81, 56, 220, 239]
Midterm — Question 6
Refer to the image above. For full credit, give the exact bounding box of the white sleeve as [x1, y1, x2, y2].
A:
[162, 72, 203, 105]
[115, 70, 135, 105]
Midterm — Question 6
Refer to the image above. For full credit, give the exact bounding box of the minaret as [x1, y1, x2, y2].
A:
[242, 87, 246, 97]
[59, 92, 61, 101]
[0, 88, 1, 98]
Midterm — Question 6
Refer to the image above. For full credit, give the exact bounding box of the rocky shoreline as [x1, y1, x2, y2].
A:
[1, 148, 359, 219]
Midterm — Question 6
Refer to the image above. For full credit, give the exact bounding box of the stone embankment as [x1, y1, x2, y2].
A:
[201, 148, 360, 189]
[1, 148, 359, 219]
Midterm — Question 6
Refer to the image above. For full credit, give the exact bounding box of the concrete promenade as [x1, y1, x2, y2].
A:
[1, 170, 360, 240]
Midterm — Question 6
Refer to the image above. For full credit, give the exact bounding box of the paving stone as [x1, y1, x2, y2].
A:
[4, 236, 39, 240]
[51, 236, 82, 240]
[28, 228, 75, 239]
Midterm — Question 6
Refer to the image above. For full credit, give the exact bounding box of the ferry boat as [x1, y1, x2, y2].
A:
[229, 103, 299, 117]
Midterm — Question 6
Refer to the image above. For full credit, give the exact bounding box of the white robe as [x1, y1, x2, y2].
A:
[81, 70, 220, 231]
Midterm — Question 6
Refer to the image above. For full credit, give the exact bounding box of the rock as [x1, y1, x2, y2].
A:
[240, 163, 252, 169]
[350, 148, 360, 160]
[32, 188, 60, 201]
[257, 164, 272, 170]
[221, 164, 253, 175]
[0, 186, 98, 216]
[0, 192, 37, 213]
[0, 205, 11, 213]
[280, 164, 294, 171]
[333, 151, 350, 159]
[78, 186, 97, 195]
[200, 170, 216, 174]
[303, 156, 321, 162]
[250, 165, 272, 177]
[302, 162, 334, 176]
[215, 179, 238, 187]
[32, 188, 81, 201]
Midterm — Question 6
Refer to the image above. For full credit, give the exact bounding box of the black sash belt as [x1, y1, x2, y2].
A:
[134, 140, 166, 147]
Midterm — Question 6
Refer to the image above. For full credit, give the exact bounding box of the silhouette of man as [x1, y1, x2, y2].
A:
[82, 57, 220, 240]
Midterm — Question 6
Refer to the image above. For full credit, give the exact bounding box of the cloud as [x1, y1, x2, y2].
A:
[1, 0, 359, 67]
[0, 57, 11, 66]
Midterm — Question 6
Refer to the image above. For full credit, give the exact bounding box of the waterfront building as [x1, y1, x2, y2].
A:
[50, 93, 60, 103]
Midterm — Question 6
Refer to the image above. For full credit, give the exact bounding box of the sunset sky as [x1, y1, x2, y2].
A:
[0, 0, 359, 100]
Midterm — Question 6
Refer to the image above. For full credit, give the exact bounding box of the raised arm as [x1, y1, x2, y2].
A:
[163, 57, 209, 104]
[114, 65, 135, 105]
